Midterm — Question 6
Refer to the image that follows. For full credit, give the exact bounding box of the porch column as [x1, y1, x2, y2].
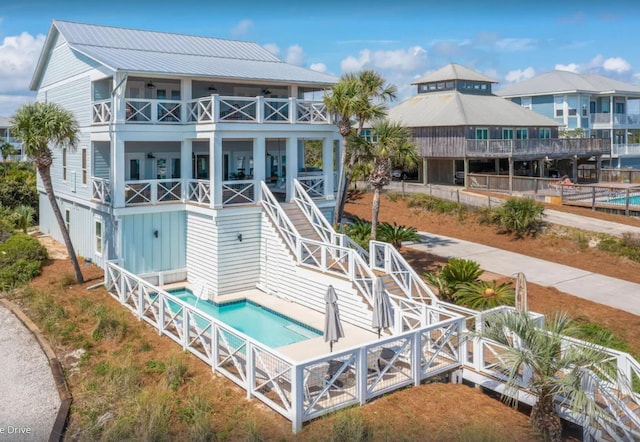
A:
[286, 136, 299, 201]
[596, 156, 602, 182]
[112, 136, 125, 208]
[253, 135, 266, 201]
[572, 155, 579, 182]
[539, 159, 545, 178]
[322, 137, 334, 200]
[494, 158, 500, 174]
[211, 134, 223, 208]
[422, 158, 429, 185]
[181, 140, 192, 200]
[463, 159, 469, 189]
[112, 72, 127, 124]
[180, 79, 192, 122]
[508, 158, 514, 194]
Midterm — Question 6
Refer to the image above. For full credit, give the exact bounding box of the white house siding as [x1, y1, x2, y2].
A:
[120, 211, 186, 275]
[214, 209, 262, 295]
[185, 211, 218, 296]
[40, 37, 99, 89]
[260, 215, 372, 330]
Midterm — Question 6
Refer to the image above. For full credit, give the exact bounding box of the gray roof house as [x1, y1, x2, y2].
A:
[383, 64, 608, 186]
[496, 70, 640, 168]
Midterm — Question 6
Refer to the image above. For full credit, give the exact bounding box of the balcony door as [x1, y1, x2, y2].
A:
[125, 153, 145, 181]
[193, 154, 210, 180]
[154, 154, 181, 179]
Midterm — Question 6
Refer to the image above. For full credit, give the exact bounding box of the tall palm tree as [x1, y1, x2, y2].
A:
[324, 70, 397, 224]
[480, 310, 622, 442]
[365, 120, 416, 240]
[11, 102, 84, 283]
[0, 141, 18, 163]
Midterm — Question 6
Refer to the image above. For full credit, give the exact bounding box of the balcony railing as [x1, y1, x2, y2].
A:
[221, 180, 255, 206]
[465, 138, 610, 157]
[95, 95, 330, 125]
[124, 179, 182, 205]
[612, 143, 640, 157]
[591, 113, 640, 126]
[92, 177, 111, 204]
[186, 179, 211, 205]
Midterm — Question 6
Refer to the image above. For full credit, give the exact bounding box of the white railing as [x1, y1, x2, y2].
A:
[264, 98, 290, 122]
[91, 177, 111, 204]
[222, 180, 255, 206]
[370, 241, 439, 305]
[125, 99, 182, 123]
[297, 175, 324, 199]
[124, 179, 182, 206]
[219, 97, 257, 121]
[292, 179, 341, 246]
[591, 113, 640, 126]
[104, 260, 464, 433]
[612, 143, 640, 156]
[92, 99, 112, 124]
[186, 179, 211, 205]
[186, 97, 214, 123]
[296, 100, 329, 124]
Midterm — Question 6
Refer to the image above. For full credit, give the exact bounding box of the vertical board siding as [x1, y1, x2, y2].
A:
[186, 212, 218, 295]
[214, 211, 262, 295]
[121, 211, 186, 274]
[259, 215, 372, 329]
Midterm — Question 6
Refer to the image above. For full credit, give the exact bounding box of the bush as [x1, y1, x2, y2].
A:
[377, 222, 420, 248]
[424, 258, 483, 302]
[341, 219, 372, 249]
[0, 233, 48, 289]
[0, 259, 43, 290]
[454, 280, 515, 310]
[491, 198, 545, 238]
[331, 410, 372, 442]
[0, 166, 38, 213]
[407, 193, 464, 214]
[0, 218, 13, 243]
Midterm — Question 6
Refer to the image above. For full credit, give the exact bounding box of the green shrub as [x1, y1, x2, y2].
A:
[0, 233, 48, 264]
[0, 259, 43, 290]
[385, 191, 402, 202]
[341, 219, 372, 249]
[0, 218, 13, 243]
[424, 258, 483, 302]
[165, 355, 189, 391]
[331, 410, 372, 442]
[0, 166, 38, 213]
[178, 389, 216, 442]
[377, 222, 420, 248]
[13, 205, 36, 233]
[492, 198, 545, 238]
[454, 280, 515, 310]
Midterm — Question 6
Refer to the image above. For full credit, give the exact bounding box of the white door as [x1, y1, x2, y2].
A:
[125, 153, 145, 181]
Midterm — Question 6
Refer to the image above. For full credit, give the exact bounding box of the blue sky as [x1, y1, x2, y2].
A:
[0, 0, 639, 115]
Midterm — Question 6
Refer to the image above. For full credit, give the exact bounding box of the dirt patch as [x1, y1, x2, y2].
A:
[34, 234, 69, 260]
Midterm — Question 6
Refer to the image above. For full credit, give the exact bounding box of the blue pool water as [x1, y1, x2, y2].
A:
[166, 288, 321, 348]
[608, 195, 640, 206]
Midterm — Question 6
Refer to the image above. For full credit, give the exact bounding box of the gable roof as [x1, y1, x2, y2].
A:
[412, 63, 497, 85]
[386, 90, 561, 127]
[495, 70, 640, 97]
[30, 20, 338, 90]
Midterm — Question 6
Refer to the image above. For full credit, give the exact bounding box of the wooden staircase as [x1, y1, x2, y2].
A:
[280, 202, 323, 242]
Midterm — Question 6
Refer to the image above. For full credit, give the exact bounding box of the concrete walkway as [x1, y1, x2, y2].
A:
[545, 209, 640, 238]
[0, 303, 60, 442]
[408, 232, 640, 316]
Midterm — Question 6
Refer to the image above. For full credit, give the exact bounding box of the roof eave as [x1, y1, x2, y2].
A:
[29, 22, 60, 91]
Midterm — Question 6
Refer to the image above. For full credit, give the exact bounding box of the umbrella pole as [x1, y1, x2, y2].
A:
[330, 341, 333, 352]
[377, 328, 381, 339]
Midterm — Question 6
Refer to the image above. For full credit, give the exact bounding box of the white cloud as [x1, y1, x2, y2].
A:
[555, 63, 580, 73]
[504, 67, 536, 83]
[285, 45, 305, 66]
[602, 57, 631, 73]
[309, 63, 327, 73]
[230, 19, 253, 37]
[0, 94, 34, 116]
[495, 38, 537, 52]
[262, 43, 280, 56]
[340, 46, 427, 73]
[0, 32, 45, 93]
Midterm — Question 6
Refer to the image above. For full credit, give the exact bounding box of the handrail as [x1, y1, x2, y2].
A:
[292, 179, 342, 246]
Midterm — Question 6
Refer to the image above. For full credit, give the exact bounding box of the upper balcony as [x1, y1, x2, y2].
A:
[464, 138, 610, 158]
[590, 113, 640, 128]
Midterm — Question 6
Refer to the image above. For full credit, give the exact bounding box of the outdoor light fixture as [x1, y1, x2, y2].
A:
[208, 84, 217, 91]
[146, 81, 156, 89]
[237, 233, 243, 242]
[262, 89, 271, 95]
[153, 230, 159, 238]
[147, 153, 156, 159]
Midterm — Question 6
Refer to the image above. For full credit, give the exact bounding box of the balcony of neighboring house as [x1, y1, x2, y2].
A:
[91, 77, 330, 126]
[590, 113, 640, 128]
[464, 138, 610, 159]
[90, 137, 336, 208]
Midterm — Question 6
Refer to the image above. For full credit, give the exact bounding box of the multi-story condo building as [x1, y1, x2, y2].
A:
[381, 64, 609, 186]
[496, 70, 640, 168]
[31, 20, 341, 286]
[0, 116, 25, 161]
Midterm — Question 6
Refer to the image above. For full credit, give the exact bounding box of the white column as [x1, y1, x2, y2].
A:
[211, 134, 223, 208]
[180, 79, 192, 123]
[181, 139, 192, 201]
[422, 158, 429, 185]
[253, 135, 266, 201]
[112, 72, 127, 124]
[286, 136, 298, 201]
[322, 137, 334, 200]
[112, 136, 125, 208]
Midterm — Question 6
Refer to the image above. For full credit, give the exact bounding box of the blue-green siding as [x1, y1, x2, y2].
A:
[531, 95, 554, 119]
[121, 211, 186, 274]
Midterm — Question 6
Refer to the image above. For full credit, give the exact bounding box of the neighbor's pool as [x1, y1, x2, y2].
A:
[166, 288, 321, 348]
[608, 194, 640, 206]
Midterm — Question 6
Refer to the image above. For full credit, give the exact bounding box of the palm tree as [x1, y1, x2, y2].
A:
[0, 141, 18, 163]
[11, 102, 84, 283]
[480, 310, 621, 442]
[365, 120, 417, 240]
[324, 70, 397, 224]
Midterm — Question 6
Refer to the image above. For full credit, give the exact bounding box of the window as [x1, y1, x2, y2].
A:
[481, 83, 487, 90]
[581, 96, 589, 116]
[62, 148, 67, 181]
[171, 91, 180, 100]
[475, 128, 488, 140]
[361, 129, 378, 143]
[65, 208, 70, 233]
[503, 128, 514, 139]
[516, 129, 528, 140]
[418, 84, 428, 93]
[521, 97, 532, 109]
[567, 96, 578, 117]
[554, 96, 564, 117]
[539, 128, 551, 139]
[437, 82, 445, 90]
[81, 148, 87, 185]
[445, 81, 454, 89]
[615, 102, 625, 114]
[95, 219, 103, 255]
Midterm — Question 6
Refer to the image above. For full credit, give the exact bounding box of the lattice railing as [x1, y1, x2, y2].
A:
[186, 97, 214, 123]
[264, 98, 290, 122]
[296, 100, 329, 123]
[91, 177, 111, 204]
[292, 179, 340, 246]
[92, 99, 112, 124]
[222, 180, 255, 206]
[219, 97, 257, 121]
[297, 176, 324, 198]
[186, 179, 211, 205]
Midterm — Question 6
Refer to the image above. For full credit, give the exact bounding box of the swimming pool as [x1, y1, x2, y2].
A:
[166, 288, 321, 348]
[608, 194, 640, 206]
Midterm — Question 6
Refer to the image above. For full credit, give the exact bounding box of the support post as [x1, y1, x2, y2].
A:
[596, 156, 601, 182]
[180, 78, 192, 122]
[626, 189, 630, 216]
[412, 332, 422, 386]
[358, 347, 367, 405]
[463, 159, 469, 189]
[286, 136, 299, 202]
[211, 134, 223, 208]
[422, 157, 429, 185]
[322, 137, 334, 200]
[253, 135, 266, 201]
[291, 365, 302, 433]
[508, 158, 514, 194]
[591, 186, 596, 211]
[572, 155, 579, 183]
[112, 136, 125, 208]
[181, 139, 192, 200]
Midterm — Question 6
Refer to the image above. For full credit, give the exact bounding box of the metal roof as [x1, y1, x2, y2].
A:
[412, 63, 497, 85]
[0, 116, 11, 128]
[31, 21, 337, 90]
[495, 70, 640, 97]
[386, 91, 561, 127]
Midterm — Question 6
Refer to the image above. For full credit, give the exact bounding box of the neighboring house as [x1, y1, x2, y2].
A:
[0, 116, 25, 162]
[496, 70, 640, 168]
[30, 20, 341, 286]
[380, 64, 608, 185]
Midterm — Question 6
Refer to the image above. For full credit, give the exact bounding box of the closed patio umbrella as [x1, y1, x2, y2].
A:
[372, 276, 394, 338]
[324, 285, 345, 352]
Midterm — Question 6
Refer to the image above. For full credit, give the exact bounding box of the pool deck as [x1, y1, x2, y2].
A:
[160, 283, 379, 362]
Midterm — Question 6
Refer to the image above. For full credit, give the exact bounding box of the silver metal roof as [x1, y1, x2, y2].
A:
[31, 21, 337, 90]
[496, 70, 640, 97]
[0, 116, 11, 127]
[412, 63, 497, 85]
[386, 91, 561, 127]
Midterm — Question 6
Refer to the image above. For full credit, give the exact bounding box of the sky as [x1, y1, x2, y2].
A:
[0, 0, 639, 115]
